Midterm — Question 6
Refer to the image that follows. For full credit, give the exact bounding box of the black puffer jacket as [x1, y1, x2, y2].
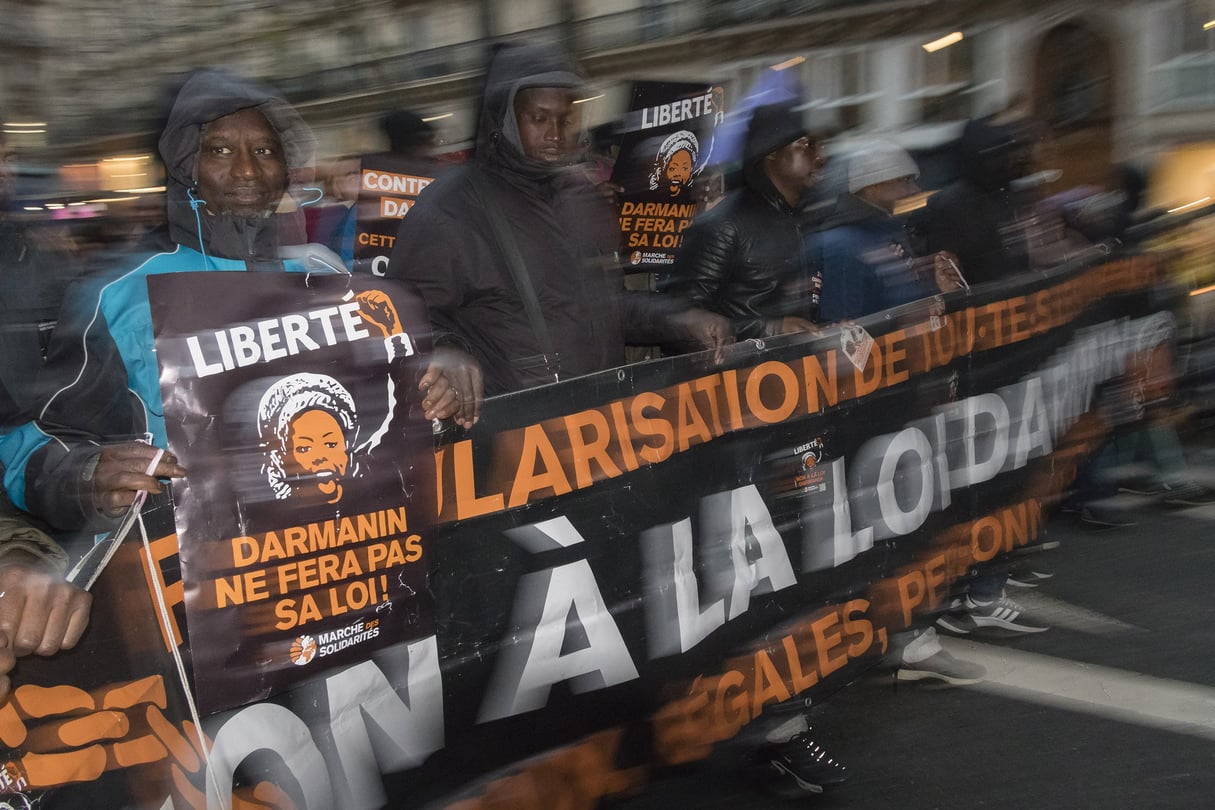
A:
[387, 43, 675, 395]
[665, 164, 817, 340]
[0, 221, 82, 421]
[912, 115, 1033, 286]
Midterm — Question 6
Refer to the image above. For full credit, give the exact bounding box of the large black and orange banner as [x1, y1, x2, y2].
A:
[0, 245, 1182, 808]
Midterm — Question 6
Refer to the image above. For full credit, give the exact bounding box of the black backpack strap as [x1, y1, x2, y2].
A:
[468, 171, 560, 381]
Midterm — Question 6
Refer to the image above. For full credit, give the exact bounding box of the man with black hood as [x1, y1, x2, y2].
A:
[912, 111, 1037, 287]
[0, 69, 403, 531]
[902, 112, 1052, 637]
[665, 100, 825, 338]
[1, 129, 87, 420]
[0, 129, 95, 680]
[381, 109, 438, 159]
[386, 42, 728, 415]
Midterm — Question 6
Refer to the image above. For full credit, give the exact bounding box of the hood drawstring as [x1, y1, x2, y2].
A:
[187, 186, 210, 267]
[297, 187, 324, 207]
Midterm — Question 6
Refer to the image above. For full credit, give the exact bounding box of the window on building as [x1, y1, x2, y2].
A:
[911, 32, 975, 123]
[1153, 0, 1215, 108]
[641, 0, 675, 41]
[807, 49, 876, 132]
[1035, 21, 1112, 130]
[1180, 0, 1215, 51]
[493, 0, 560, 36]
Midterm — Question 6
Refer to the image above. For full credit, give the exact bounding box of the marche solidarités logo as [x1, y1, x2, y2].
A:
[290, 635, 318, 666]
[288, 620, 383, 666]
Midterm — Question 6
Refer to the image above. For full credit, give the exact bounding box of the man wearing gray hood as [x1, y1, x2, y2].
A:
[0, 69, 330, 530]
[387, 42, 728, 417]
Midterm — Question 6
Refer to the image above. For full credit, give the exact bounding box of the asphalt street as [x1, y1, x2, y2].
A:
[618, 447, 1215, 809]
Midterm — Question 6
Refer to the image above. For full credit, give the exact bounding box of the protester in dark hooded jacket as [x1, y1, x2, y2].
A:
[0, 130, 95, 678]
[664, 101, 824, 339]
[902, 118, 1052, 639]
[0, 69, 344, 530]
[1, 131, 86, 422]
[913, 112, 1036, 286]
[386, 42, 729, 406]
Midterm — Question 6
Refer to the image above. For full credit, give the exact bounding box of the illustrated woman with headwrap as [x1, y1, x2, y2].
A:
[258, 373, 359, 505]
[648, 130, 699, 197]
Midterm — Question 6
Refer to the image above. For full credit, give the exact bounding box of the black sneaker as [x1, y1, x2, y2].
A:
[1160, 482, 1215, 507]
[1007, 569, 1055, 589]
[935, 609, 979, 636]
[1080, 504, 1137, 528]
[1118, 480, 1169, 496]
[756, 731, 848, 796]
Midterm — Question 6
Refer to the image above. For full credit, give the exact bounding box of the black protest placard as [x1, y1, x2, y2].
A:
[149, 270, 436, 714]
[611, 81, 724, 270]
[352, 154, 444, 276]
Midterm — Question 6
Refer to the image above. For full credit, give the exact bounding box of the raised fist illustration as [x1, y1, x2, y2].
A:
[355, 289, 402, 337]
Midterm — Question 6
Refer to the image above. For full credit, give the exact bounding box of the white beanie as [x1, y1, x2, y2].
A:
[845, 138, 919, 193]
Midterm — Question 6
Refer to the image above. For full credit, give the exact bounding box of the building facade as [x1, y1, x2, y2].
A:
[3, 0, 1215, 206]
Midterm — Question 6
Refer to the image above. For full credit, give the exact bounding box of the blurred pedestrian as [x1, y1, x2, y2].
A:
[817, 137, 959, 322]
[901, 114, 1058, 634]
[665, 100, 825, 339]
[0, 130, 94, 692]
[913, 111, 1036, 286]
[0, 129, 84, 419]
[382, 109, 438, 160]
[812, 137, 986, 685]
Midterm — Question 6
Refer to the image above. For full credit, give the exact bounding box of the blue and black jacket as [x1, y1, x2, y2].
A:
[0, 69, 326, 530]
